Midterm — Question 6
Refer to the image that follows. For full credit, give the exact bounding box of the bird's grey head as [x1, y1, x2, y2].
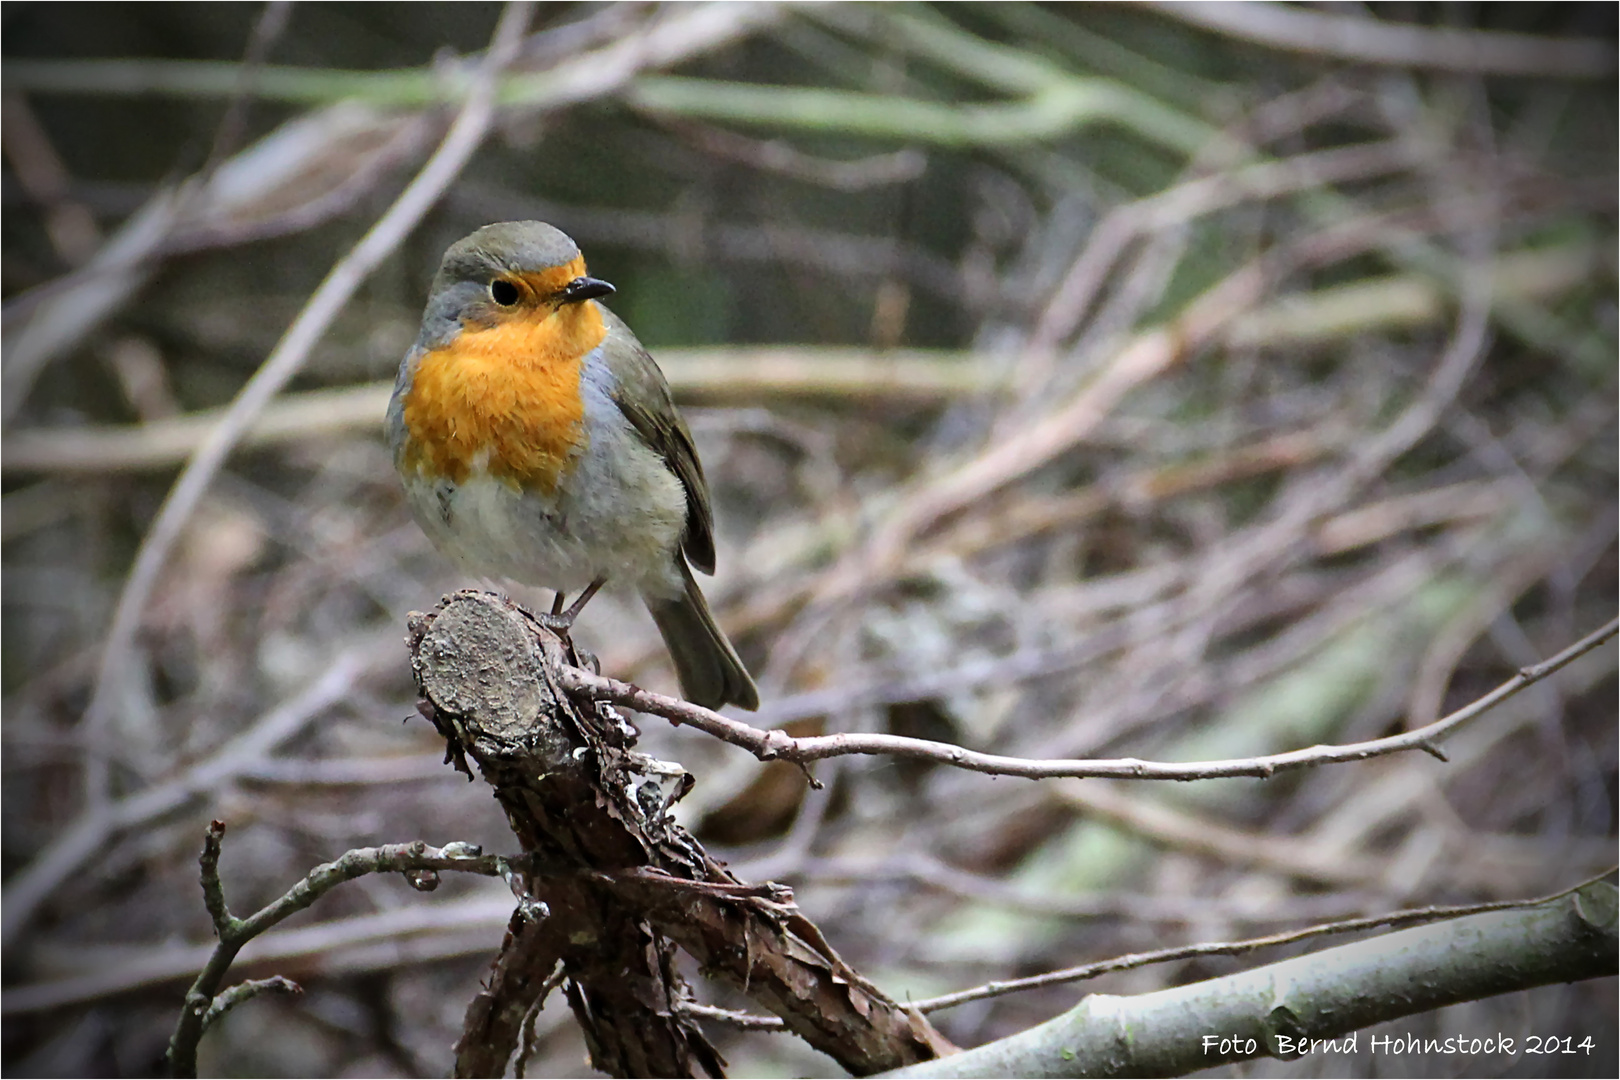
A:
[415, 221, 612, 349]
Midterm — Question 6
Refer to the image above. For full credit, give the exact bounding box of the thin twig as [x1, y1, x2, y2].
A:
[906, 869, 1620, 1013]
[685, 869, 1619, 1028]
[166, 824, 511, 1077]
[558, 617, 1617, 781]
[198, 0, 296, 178]
[199, 976, 303, 1032]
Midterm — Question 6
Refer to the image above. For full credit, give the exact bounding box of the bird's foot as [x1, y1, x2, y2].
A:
[534, 577, 606, 633]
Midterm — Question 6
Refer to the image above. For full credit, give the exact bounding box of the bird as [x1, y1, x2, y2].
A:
[386, 220, 759, 711]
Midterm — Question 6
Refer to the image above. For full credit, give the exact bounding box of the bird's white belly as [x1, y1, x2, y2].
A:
[400, 416, 688, 599]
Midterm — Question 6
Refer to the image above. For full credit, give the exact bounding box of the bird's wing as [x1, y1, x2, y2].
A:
[600, 310, 717, 574]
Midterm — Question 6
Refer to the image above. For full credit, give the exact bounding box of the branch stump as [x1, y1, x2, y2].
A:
[408, 590, 950, 1078]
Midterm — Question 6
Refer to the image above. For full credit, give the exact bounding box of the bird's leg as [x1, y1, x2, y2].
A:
[551, 592, 567, 617]
[560, 577, 606, 624]
[536, 577, 606, 632]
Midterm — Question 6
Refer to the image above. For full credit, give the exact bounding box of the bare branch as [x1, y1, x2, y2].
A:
[887, 880, 1619, 1078]
[199, 976, 302, 1034]
[559, 617, 1617, 781]
[166, 823, 511, 1078]
[1148, 1, 1616, 78]
[661, 873, 1620, 1031]
[905, 873, 1620, 1014]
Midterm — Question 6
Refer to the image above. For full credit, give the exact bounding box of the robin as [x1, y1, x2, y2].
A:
[386, 221, 759, 711]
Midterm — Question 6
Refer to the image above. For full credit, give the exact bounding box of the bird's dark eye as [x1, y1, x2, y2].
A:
[489, 279, 520, 306]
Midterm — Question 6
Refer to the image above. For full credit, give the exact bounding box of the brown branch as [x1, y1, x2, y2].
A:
[409, 591, 951, 1077]
[559, 617, 1618, 781]
[456, 914, 567, 1079]
[400, 594, 1609, 1072]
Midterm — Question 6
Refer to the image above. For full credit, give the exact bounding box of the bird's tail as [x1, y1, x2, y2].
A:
[645, 561, 759, 711]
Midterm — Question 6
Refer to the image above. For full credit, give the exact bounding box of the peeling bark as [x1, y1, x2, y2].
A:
[408, 591, 949, 1078]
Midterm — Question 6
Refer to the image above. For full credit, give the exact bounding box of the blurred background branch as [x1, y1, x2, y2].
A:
[1146, 1, 1618, 78]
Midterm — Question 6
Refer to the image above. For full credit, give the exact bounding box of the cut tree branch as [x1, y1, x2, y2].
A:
[408, 590, 952, 1077]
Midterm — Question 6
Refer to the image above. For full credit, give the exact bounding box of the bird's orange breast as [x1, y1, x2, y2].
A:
[398, 300, 608, 493]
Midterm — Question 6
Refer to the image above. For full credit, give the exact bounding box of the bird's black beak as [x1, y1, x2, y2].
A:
[559, 276, 615, 304]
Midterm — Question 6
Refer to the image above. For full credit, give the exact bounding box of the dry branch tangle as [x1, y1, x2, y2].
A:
[407, 591, 949, 1078]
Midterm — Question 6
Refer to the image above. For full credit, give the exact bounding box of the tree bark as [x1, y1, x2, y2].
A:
[408, 590, 950, 1078]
